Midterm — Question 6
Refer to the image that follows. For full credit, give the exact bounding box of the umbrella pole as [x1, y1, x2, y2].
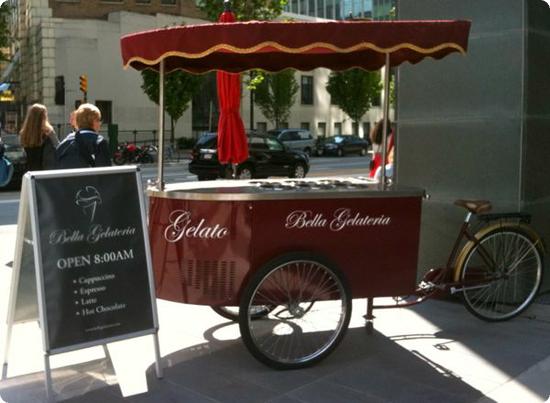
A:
[157, 60, 165, 190]
[380, 53, 390, 189]
[232, 163, 237, 179]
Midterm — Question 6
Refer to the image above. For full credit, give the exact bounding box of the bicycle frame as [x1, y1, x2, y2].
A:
[364, 211, 509, 324]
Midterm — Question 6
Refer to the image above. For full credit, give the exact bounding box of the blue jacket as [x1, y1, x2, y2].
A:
[56, 130, 111, 169]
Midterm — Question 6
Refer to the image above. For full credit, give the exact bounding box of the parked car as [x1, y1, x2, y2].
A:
[0, 133, 27, 189]
[189, 132, 309, 180]
[267, 129, 316, 156]
[316, 135, 370, 157]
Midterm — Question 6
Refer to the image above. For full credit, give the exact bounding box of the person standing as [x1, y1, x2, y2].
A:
[56, 103, 111, 168]
[369, 119, 394, 178]
[19, 104, 60, 170]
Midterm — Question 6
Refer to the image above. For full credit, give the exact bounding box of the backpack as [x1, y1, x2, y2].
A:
[56, 131, 97, 169]
[0, 156, 13, 187]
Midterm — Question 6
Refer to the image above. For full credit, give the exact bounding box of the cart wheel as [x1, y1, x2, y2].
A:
[239, 252, 351, 370]
[458, 228, 543, 321]
[211, 305, 274, 322]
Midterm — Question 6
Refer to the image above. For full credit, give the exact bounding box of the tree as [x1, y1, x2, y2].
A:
[141, 70, 203, 147]
[197, 0, 286, 22]
[254, 70, 298, 128]
[197, 0, 288, 130]
[0, 2, 12, 62]
[326, 69, 382, 136]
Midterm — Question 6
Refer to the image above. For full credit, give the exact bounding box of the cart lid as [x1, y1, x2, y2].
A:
[121, 19, 471, 74]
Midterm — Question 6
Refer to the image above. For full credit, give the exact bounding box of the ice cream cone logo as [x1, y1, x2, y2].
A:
[75, 186, 102, 223]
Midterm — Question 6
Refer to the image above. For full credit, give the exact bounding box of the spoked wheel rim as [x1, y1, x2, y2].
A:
[460, 230, 542, 321]
[293, 164, 306, 178]
[239, 255, 351, 369]
[238, 167, 253, 179]
[212, 305, 274, 322]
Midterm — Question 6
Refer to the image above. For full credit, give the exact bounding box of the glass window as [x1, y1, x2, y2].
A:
[334, 122, 342, 135]
[317, 122, 326, 137]
[301, 75, 313, 105]
[95, 100, 112, 125]
[136, 0, 151, 3]
[362, 122, 371, 139]
[266, 137, 284, 151]
[308, 0, 316, 15]
[335, 0, 341, 19]
[299, 0, 307, 14]
[55, 76, 65, 105]
[161, 0, 176, 4]
[300, 122, 310, 131]
[315, 0, 325, 17]
[256, 122, 267, 133]
[249, 136, 268, 150]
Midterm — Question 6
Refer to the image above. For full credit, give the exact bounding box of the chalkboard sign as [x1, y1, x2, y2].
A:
[26, 167, 158, 353]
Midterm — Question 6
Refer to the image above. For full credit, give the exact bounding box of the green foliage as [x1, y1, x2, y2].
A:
[254, 70, 298, 128]
[0, 2, 12, 62]
[326, 69, 382, 135]
[141, 69, 203, 144]
[197, 0, 287, 22]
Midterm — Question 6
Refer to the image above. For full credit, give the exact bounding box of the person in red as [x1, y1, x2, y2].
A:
[369, 119, 394, 178]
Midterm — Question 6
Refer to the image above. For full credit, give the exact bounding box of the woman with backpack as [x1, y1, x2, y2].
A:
[19, 103, 59, 170]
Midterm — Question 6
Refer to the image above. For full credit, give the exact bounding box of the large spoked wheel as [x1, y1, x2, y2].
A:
[239, 252, 352, 370]
[211, 305, 274, 322]
[458, 229, 543, 321]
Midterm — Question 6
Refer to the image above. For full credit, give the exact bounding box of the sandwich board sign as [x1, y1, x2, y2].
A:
[2, 166, 162, 399]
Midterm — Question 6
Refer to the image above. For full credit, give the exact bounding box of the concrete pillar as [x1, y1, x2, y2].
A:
[396, 0, 550, 290]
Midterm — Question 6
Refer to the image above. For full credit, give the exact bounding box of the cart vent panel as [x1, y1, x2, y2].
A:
[183, 259, 236, 299]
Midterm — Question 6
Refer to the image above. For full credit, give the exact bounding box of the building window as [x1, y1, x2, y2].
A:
[161, 0, 176, 4]
[317, 122, 326, 138]
[136, 0, 151, 3]
[300, 122, 310, 131]
[301, 75, 313, 105]
[334, 122, 342, 135]
[95, 100, 113, 125]
[362, 122, 371, 139]
[55, 76, 65, 105]
[256, 122, 267, 133]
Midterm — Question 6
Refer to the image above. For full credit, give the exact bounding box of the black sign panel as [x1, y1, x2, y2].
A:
[31, 169, 155, 352]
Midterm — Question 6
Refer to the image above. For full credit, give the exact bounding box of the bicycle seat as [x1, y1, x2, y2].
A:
[454, 199, 492, 214]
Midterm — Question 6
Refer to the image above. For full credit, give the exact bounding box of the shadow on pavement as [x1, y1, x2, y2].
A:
[37, 319, 492, 403]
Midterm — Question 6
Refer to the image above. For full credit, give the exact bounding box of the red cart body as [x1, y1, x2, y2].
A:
[149, 179, 423, 306]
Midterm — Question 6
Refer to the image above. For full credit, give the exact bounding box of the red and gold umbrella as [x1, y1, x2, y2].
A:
[121, 20, 470, 74]
[121, 19, 470, 187]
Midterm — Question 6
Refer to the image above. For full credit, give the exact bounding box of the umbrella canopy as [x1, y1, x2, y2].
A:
[216, 8, 248, 165]
[121, 20, 470, 74]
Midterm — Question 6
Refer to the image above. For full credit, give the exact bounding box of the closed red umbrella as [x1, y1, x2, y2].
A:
[216, 5, 248, 171]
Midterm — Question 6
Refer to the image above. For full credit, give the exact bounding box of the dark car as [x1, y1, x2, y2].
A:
[0, 133, 27, 189]
[189, 132, 309, 180]
[316, 135, 370, 157]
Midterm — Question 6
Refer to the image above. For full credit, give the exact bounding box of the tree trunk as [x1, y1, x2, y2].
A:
[170, 116, 175, 147]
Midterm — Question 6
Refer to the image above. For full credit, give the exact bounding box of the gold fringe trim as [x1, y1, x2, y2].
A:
[123, 41, 466, 69]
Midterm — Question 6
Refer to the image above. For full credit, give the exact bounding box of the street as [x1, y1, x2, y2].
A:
[0, 155, 371, 226]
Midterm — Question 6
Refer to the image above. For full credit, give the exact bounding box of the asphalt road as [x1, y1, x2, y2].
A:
[0, 155, 372, 225]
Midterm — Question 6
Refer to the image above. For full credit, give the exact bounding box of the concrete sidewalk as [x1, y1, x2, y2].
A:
[1, 223, 550, 403]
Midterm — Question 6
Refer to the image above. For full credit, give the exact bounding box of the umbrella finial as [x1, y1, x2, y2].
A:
[224, 0, 231, 12]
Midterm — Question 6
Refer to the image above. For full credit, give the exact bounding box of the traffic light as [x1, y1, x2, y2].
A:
[79, 74, 88, 94]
